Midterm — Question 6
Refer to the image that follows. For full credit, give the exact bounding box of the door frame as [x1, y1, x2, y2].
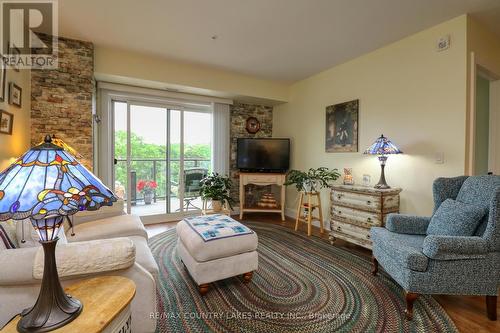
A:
[97, 88, 212, 224]
[489, 79, 500, 174]
[466, 52, 500, 175]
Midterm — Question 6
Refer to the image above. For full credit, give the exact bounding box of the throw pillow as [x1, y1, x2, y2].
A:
[427, 198, 487, 236]
[0, 220, 18, 249]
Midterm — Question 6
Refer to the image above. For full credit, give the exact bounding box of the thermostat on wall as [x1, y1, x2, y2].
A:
[437, 35, 450, 52]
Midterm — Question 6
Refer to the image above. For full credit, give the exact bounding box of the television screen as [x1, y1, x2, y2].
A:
[237, 138, 290, 172]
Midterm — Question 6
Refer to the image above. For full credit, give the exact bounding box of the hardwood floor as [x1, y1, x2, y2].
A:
[145, 213, 499, 333]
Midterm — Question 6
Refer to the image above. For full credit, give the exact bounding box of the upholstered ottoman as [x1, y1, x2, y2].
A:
[176, 215, 258, 295]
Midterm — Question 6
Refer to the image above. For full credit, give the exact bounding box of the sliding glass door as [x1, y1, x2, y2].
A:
[112, 100, 212, 221]
[182, 110, 213, 211]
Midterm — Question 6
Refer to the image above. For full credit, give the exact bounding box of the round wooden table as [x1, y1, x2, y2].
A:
[1, 276, 136, 333]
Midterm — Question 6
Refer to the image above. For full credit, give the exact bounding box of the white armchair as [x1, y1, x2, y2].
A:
[0, 201, 158, 333]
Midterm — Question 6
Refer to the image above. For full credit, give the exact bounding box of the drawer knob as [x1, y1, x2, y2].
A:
[367, 200, 372, 205]
[337, 226, 341, 231]
[367, 217, 372, 222]
[366, 234, 371, 239]
[337, 194, 342, 199]
[338, 211, 342, 214]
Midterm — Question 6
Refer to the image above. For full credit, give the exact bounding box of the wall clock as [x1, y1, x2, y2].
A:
[245, 117, 261, 134]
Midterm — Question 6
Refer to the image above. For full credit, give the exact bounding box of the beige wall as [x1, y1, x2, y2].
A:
[0, 68, 31, 170]
[94, 46, 289, 104]
[468, 17, 500, 78]
[273, 15, 468, 220]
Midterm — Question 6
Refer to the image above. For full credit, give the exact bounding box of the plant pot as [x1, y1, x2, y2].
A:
[302, 180, 318, 193]
[212, 200, 223, 212]
[144, 192, 153, 205]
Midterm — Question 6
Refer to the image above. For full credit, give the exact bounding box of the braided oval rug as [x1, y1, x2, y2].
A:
[149, 222, 458, 333]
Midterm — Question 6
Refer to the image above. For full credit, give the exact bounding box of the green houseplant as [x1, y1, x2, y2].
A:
[199, 173, 234, 211]
[285, 167, 341, 193]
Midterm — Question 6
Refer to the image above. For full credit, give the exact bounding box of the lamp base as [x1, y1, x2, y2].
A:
[17, 238, 83, 333]
[374, 182, 391, 189]
[374, 156, 391, 189]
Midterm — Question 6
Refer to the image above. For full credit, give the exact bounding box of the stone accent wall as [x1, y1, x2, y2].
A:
[31, 36, 94, 170]
[229, 102, 273, 203]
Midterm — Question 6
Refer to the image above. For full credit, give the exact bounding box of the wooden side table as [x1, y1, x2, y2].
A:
[295, 192, 324, 236]
[1, 276, 135, 333]
[239, 172, 286, 221]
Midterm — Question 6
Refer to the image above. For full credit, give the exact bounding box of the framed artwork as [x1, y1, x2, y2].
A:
[9, 82, 22, 107]
[325, 99, 359, 152]
[0, 110, 13, 135]
[0, 57, 5, 102]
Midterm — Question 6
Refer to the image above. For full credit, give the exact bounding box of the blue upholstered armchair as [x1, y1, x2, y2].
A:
[371, 175, 500, 320]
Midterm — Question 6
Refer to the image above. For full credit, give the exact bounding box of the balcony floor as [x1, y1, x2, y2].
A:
[129, 197, 204, 216]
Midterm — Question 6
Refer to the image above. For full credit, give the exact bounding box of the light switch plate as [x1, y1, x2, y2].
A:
[435, 152, 444, 164]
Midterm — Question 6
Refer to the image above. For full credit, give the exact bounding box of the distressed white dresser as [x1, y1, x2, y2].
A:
[329, 185, 402, 249]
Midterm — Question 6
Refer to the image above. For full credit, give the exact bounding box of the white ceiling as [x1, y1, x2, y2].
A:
[59, 0, 500, 82]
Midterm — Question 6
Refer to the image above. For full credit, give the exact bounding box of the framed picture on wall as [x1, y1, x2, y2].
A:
[0, 57, 5, 102]
[325, 99, 359, 152]
[9, 82, 22, 107]
[0, 110, 13, 135]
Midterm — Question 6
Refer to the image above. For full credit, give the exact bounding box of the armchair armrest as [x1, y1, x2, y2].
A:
[385, 214, 430, 235]
[422, 235, 488, 260]
[32, 238, 136, 280]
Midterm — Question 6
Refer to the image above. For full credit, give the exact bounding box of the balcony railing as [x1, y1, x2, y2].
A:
[114, 157, 211, 204]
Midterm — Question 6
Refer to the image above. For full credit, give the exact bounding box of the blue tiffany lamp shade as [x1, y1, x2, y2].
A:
[0, 136, 117, 240]
[364, 134, 402, 189]
[0, 135, 117, 332]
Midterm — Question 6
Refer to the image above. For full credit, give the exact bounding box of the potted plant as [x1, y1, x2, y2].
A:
[200, 173, 233, 212]
[285, 167, 341, 193]
[137, 180, 158, 205]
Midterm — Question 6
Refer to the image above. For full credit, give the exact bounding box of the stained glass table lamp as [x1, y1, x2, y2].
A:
[0, 135, 117, 332]
[363, 134, 402, 189]
[37, 134, 83, 159]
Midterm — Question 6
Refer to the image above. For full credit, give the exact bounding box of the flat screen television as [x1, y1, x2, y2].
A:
[237, 138, 290, 173]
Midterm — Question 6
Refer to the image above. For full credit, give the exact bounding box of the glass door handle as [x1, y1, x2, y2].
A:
[114, 158, 118, 165]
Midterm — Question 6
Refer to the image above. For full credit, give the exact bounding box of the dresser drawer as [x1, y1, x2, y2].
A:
[330, 221, 373, 246]
[243, 174, 280, 184]
[332, 190, 381, 211]
[331, 205, 382, 227]
[330, 231, 372, 249]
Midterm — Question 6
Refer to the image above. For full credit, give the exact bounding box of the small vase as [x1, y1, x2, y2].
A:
[144, 192, 153, 205]
[212, 200, 222, 212]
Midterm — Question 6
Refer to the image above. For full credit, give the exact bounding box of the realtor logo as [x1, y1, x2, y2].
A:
[1, 0, 58, 69]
